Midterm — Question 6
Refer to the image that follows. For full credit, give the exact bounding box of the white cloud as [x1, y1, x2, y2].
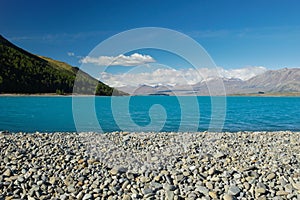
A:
[80, 53, 156, 66]
[67, 52, 75, 57]
[217, 66, 267, 81]
[99, 66, 267, 88]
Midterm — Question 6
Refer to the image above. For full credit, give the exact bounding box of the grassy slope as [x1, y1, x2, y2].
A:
[0, 35, 126, 95]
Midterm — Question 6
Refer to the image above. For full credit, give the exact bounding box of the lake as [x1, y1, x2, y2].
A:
[0, 96, 299, 132]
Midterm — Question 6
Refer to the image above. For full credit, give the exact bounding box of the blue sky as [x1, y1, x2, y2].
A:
[1, 0, 300, 73]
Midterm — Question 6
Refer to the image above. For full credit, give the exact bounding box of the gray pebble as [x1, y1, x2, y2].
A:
[228, 185, 241, 196]
[82, 193, 93, 200]
[196, 186, 209, 195]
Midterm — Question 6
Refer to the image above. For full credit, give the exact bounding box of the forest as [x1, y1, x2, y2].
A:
[0, 35, 125, 96]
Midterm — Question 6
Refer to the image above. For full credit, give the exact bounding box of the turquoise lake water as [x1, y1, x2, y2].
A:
[0, 96, 299, 132]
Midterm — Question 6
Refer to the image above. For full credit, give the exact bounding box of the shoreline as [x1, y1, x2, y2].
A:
[0, 93, 71, 97]
[1, 130, 300, 134]
[1, 93, 300, 97]
[1, 131, 299, 199]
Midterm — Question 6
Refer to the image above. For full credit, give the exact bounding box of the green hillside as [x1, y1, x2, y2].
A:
[0, 35, 125, 95]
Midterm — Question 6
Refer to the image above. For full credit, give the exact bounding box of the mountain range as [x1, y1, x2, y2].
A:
[1, 34, 299, 96]
[118, 68, 300, 96]
[0, 35, 125, 95]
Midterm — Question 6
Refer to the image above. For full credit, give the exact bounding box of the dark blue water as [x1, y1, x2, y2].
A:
[0, 96, 299, 132]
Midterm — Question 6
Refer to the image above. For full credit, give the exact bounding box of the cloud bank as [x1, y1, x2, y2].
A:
[99, 66, 267, 87]
[217, 66, 268, 81]
[80, 53, 156, 66]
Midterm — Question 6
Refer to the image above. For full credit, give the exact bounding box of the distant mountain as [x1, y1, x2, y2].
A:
[118, 68, 300, 95]
[119, 84, 176, 95]
[0, 35, 126, 95]
[245, 68, 300, 93]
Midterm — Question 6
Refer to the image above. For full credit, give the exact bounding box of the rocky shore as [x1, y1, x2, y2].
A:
[1, 131, 300, 200]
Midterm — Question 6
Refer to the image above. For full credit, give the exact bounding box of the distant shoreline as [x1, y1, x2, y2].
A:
[227, 92, 300, 97]
[0, 92, 300, 97]
[0, 93, 105, 97]
[0, 93, 68, 97]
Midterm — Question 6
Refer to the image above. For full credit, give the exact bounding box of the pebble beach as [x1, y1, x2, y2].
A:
[1, 131, 300, 200]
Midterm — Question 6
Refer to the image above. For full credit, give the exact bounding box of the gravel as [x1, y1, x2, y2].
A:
[0, 131, 300, 199]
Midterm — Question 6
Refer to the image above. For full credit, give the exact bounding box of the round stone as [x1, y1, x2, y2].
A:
[209, 191, 218, 199]
[223, 194, 234, 200]
[3, 169, 12, 177]
[266, 173, 276, 180]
